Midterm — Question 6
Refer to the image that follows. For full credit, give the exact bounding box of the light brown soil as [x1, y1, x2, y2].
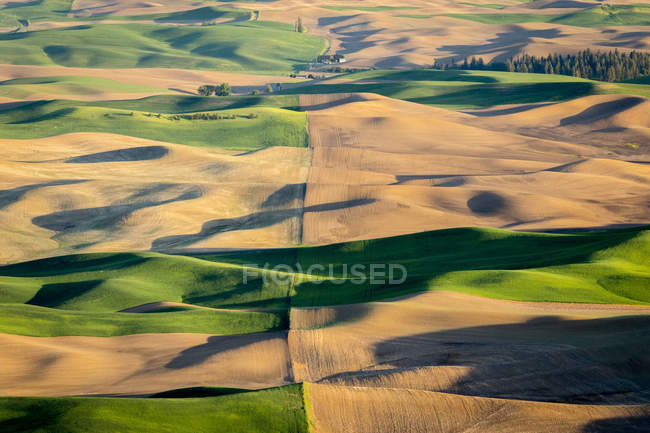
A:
[465, 94, 650, 148]
[307, 383, 650, 433]
[0, 331, 292, 396]
[289, 291, 650, 404]
[0, 133, 310, 264]
[300, 93, 650, 244]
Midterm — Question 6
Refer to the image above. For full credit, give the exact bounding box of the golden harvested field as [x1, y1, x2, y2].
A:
[0, 331, 292, 396]
[0, 133, 309, 263]
[307, 384, 650, 433]
[301, 93, 650, 244]
[289, 291, 650, 394]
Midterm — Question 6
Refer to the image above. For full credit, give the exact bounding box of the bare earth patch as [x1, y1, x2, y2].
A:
[307, 383, 650, 433]
[300, 93, 650, 244]
[0, 133, 310, 263]
[0, 331, 292, 396]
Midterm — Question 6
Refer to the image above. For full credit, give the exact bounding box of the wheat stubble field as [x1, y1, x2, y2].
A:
[0, 0, 648, 432]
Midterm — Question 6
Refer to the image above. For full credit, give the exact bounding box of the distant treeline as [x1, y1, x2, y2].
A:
[143, 112, 258, 120]
[434, 50, 650, 82]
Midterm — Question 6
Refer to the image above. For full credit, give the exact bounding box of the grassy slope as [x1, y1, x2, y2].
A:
[595, 81, 650, 99]
[0, 0, 72, 27]
[284, 69, 599, 109]
[89, 94, 301, 113]
[0, 385, 308, 433]
[283, 69, 650, 109]
[287, 226, 650, 306]
[0, 22, 325, 73]
[0, 75, 168, 99]
[0, 252, 292, 311]
[1, 227, 647, 336]
[92, 6, 253, 23]
[0, 96, 308, 150]
[0, 252, 292, 336]
[0, 304, 284, 337]
[625, 75, 650, 85]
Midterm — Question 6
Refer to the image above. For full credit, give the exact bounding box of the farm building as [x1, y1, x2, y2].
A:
[317, 54, 346, 64]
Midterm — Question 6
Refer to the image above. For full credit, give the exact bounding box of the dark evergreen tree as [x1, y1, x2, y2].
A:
[436, 50, 650, 82]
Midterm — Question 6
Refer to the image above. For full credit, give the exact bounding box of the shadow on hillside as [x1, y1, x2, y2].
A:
[299, 94, 368, 111]
[528, 0, 595, 8]
[3, 0, 43, 9]
[463, 102, 555, 116]
[0, 399, 77, 433]
[326, 315, 650, 404]
[8, 107, 76, 124]
[0, 101, 34, 111]
[0, 252, 151, 277]
[438, 26, 563, 64]
[168, 87, 195, 95]
[152, 199, 375, 250]
[531, 223, 650, 233]
[261, 183, 305, 208]
[67, 2, 117, 15]
[32, 186, 202, 236]
[289, 226, 645, 306]
[390, 173, 520, 185]
[603, 31, 650, 49]
[65, 146, 169, 163]
[358, 70, 500, 83]
[467, 191, 510, 215]
[286, 81, 597, 107]
[582, 415, 650, 432]
[0, 180, 87, 211]
[26, 280, 104, 308]
[407, 82, 596, 107]
[165, 331, 289, 370]
[182, 274, 291, 310]
[318, 15, 359, 27]
[291, 302, 374, 330]
[328, 23, 382, 56]
[560, 97, 645, 125]
[93, 94, 298, 114]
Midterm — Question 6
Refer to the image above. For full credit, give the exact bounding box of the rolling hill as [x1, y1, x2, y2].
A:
[0, 225, 647, 337]
[0, 385, 308, 433]
[0, 21, 325, 73]
[0, 95, 308, 149]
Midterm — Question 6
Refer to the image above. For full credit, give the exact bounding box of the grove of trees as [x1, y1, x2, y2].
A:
[197, 83, 232, 96]
[433, 49, 650, 82]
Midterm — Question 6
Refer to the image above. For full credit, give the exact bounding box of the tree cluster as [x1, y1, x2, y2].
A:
[506, 50, 650, 81]
[433, 49, 650, 82]
[197, 83, 232, 96]
[144, 112, 239, 120]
